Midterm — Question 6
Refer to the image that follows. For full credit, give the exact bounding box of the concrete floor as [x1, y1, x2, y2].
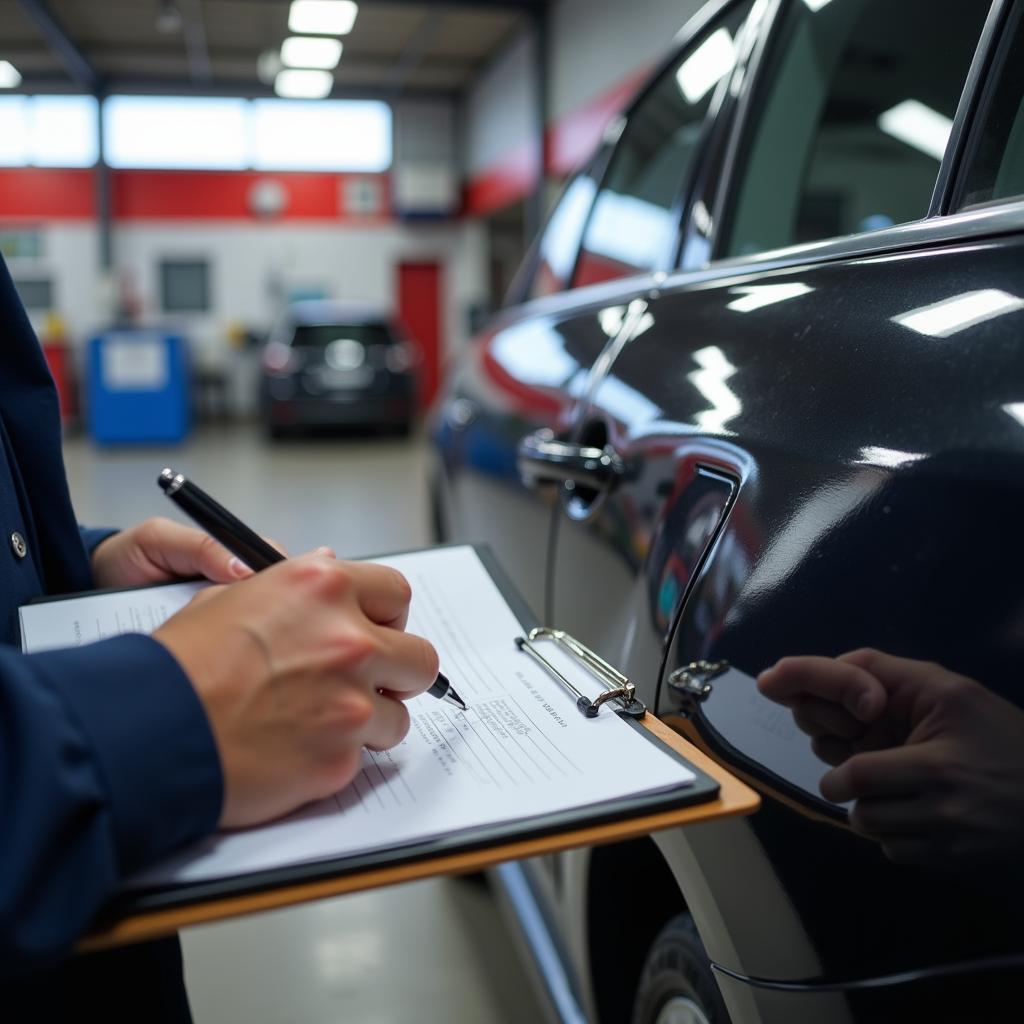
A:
[62, 424, 544, 1024]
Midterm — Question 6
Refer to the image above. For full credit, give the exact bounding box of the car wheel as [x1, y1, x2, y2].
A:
[631, 914, 731, 1024]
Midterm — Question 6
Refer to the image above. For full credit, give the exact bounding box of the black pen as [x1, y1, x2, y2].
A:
[157, 467, 468, 711]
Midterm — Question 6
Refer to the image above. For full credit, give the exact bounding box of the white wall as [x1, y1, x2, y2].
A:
[462, 29, 539, 179]
[461, 0, 706, 179]
[548, 0, 704, 121]
[23, 218, 488, 382]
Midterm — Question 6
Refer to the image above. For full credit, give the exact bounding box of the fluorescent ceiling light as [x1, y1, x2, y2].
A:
[676, 28, 736, 104]
[288, 0, 358, 35]
[726, 282, 812, 312]
[893, 289, 1024, 337]
[281, 36, 343, 69]
[688, 345, 741, 433]
[855, 446, 926, 468]
[0, 61, 21, 89]
[801, 0, 835, 11]
[1003, 403, 1024, 428]
[274, 69, 334, 99]
[878, 99, 953, 161]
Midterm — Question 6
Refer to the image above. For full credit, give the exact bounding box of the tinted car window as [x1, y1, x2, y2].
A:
[291, 324, 396, 348]
[722, 0, 989, 257]
[959, 5, 1024, 209]
[572, 1, 755, 288]
[527, 168, 601, 301]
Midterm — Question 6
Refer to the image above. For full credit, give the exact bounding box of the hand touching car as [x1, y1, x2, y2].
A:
[757, 649, 1024, 866]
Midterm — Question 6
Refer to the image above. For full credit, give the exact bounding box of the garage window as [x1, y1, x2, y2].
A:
[160, 259, 210, 313]
[721, 0, 989, 257]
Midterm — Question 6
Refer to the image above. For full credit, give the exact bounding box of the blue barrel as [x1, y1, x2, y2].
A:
[87, 330, 190, 444]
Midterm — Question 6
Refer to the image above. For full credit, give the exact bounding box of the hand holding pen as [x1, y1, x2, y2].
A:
[157, 468, 467, 711]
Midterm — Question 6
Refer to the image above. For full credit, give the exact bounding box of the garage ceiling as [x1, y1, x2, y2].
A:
[0, 0, 544, 97]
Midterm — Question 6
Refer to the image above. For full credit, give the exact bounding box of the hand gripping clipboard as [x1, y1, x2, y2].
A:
[80, 545, 759, 952]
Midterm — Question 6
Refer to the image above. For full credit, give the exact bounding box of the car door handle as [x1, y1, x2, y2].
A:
[517, 428, 625, 490]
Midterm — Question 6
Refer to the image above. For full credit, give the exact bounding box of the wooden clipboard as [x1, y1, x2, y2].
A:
[77, 546, 760, 952]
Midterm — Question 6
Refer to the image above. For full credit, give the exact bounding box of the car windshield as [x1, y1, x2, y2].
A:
[291, 323, 395, 348]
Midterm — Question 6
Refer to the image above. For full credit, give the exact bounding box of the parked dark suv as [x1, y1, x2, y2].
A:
[430, 1, 1024, 1021]
[261, 300, 419, 437]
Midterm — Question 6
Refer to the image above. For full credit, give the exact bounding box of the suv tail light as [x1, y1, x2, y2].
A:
[263, 341, 300, 376]
[386, 341, 419, 374]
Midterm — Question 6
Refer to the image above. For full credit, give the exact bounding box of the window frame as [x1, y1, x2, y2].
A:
[947, 0, 1024, 213]
[567, 0, 754, 291]
[706, 0, 1007, 267]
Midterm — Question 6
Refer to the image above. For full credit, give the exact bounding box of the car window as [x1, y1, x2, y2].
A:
[721, 0, 990, 258]
[526, 166, 602, 301]
[958, 4, 1024, 209]
[291, 324, 395, 348]
[571, 0, 755, 289]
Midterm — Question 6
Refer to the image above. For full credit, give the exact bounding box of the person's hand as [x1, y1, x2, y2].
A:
[154, 553, 437, 828]
[90, 516, 281, 589]
[757, 649, 1024, 865]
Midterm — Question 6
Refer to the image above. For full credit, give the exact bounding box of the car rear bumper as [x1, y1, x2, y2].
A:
[267, 395, 413, 427]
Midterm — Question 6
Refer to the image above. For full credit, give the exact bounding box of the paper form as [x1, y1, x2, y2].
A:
[19, 580, 208, 652]
[21, 546, 696, 886]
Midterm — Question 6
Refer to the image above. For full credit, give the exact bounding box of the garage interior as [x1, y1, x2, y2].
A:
[1, 0, 713, 1020]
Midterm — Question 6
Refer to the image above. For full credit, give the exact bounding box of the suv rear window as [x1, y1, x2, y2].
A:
[722, 0, 989, 257]
[291, 324, 395, 348]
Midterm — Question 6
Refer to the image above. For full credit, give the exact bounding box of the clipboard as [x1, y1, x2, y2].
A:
[69, 545, 759, 952]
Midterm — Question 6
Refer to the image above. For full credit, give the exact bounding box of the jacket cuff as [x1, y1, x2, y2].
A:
[30, 633, 223, 873]
[78, 526, 119, 560]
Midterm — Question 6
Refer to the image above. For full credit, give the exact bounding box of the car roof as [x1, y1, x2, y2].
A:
[287, 300, 391, 326]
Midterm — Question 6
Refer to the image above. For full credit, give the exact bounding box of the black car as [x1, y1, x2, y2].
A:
[261, 300, 419, 437]
[430, 0, 1024, 1021]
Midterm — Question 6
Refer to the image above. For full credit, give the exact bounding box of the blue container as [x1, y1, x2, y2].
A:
[87, 330, 190, 445]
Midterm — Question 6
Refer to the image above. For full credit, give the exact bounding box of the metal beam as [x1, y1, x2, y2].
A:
[181, 0, 214, 84]
[16, 0, 100, 92]
[525, 5, 550, 245]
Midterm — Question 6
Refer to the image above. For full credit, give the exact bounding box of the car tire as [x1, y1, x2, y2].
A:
[630, 914, 731, 1024]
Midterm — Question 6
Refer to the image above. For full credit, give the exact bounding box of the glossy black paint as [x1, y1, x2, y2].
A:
[428, 0, 1024, 1019]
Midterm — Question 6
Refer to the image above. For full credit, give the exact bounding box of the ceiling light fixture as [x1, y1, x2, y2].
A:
[274, 68, 334, 99]
[878, 99, 953, 161]
[676, 28, 736, 104]
[156, 0, 183, 34]
[0, 60, 22, 89]
[281, 36, 343, 70]
[288, 0, 358, 36]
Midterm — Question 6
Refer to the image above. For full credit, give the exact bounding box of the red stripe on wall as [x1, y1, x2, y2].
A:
[0, 168, 95, 219]
[113, 170, 390, 220]
[463, 64, 653, 215]
[463, 138, 540, 217]
[547, 66, 651, 178]
[0, 168, 391, 221]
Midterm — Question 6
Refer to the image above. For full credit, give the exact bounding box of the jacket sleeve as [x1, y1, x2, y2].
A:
[0, 633, 223, 977]
[78, 525, 118, 560]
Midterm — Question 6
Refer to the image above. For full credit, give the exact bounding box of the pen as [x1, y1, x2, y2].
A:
[157, 467, 468, 712]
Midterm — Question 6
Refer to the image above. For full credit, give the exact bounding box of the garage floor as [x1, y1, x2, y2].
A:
[62, 424, 545, 1024]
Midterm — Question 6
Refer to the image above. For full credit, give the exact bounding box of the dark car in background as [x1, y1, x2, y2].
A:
[429, 0, 1024, 1022]
[261, 300, 419, 437]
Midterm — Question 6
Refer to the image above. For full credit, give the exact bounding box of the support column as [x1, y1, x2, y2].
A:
[526, 4, 551, 248]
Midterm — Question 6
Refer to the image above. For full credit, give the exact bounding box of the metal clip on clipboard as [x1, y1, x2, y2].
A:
[514, 627, 647, 719]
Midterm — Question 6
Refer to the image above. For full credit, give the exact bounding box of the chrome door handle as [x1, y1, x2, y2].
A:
[517, 428, 624, 490]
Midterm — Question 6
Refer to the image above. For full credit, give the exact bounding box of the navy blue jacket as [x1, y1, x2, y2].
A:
[0, 257, 223, 976]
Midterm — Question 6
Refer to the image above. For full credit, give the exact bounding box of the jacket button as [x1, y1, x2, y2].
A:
[11, 532, 27, 559]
